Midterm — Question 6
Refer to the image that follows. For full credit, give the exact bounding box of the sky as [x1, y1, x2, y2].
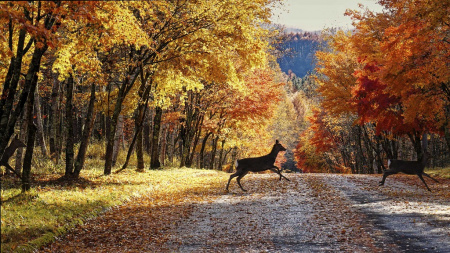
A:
[270, 0, 384, 31]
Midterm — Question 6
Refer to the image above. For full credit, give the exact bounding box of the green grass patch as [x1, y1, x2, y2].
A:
[1, 166, 228, 252]
[426, 167, 450, 179]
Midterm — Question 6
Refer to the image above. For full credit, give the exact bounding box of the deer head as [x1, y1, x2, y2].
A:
[274, 140, 287, 153]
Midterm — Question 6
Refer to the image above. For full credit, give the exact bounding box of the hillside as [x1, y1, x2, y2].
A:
[277, 32, 321, 77]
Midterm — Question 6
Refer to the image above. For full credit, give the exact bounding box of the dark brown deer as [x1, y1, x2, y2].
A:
[0, 136, 26, 179]
[379, 152, 439, 192]
[226, 140, 289, 192]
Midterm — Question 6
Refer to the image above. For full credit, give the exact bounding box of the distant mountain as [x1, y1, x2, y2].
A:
[276, 32, 320, 77]
[282, 27, 304, 33]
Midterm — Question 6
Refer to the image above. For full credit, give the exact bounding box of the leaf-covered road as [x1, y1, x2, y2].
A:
[42, 174, 449, 252]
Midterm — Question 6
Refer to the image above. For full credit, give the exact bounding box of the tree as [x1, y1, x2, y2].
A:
[348, 0, 450, 150]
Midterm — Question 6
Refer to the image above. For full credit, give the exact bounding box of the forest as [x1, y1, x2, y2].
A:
[293, 0, 450, 174]
[0, 0, 293, 188]
[0, 0, 449, 251]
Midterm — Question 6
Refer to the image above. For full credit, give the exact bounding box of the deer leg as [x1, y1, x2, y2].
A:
[417, 173, 432, 192]
[379, 170, 396, 186]
[226, 171, 241, 191]
[422, 172, 439, 183]
[273, 166, 283, 181]
[269, 167, 290, 181]
[236, 171, 249, 192]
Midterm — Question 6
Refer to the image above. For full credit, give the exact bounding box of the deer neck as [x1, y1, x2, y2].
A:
[268, 146, 279, 158]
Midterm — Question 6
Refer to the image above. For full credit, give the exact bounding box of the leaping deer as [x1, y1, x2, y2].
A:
[379, 152, 439, 192]
[226, 140, 289, 192]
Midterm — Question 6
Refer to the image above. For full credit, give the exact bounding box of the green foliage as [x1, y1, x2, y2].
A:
[426, 167, 450, 180]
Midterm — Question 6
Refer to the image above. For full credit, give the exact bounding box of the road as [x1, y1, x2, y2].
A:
[43, 173, 449, 252]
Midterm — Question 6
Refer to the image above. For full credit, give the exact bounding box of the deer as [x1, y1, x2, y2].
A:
[226, 140, 289, 192]
[378, 152, 439, 192]
[0, 136, 27, 179]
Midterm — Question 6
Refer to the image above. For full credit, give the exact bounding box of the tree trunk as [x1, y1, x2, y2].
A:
[34, 88, 48, 157]
[160, 127, 167, 166]
[180, 126, 191, 167]
[117, 95, 150, 174]
[104, 71, 140, 175]
[22, 75, 38, 192]
[144, 120, 150, 154]
[150, 106, 162, 169]
[443, 125, 450, 154]
[0, 44, 48, 163]
[73, 83, 96, 178]
[64, 74, 75, 177]
[14, 106, 27, 175]
[136, 130, 144, 172]
[217, 139, 226, 171]
[408, 131, 423, 160]
[230, 146, 238, 172]
[49, 75, 60, 164]
[199, 132, 211, 169]
[117, 115, 147, 173]
[111, 114, 124, 167]
[209, 135, 219, 170]
[0, 28, 28, 158]
[187, 115, 203, 167]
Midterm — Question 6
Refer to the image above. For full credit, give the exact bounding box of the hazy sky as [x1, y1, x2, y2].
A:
[270, 0, 384, 31]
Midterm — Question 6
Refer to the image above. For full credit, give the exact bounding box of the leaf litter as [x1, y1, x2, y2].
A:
[40, 173, 449, 252]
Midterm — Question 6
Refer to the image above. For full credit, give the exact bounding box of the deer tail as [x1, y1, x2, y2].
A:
[388, 159, 391, 168]
[234, 160, 239, 168]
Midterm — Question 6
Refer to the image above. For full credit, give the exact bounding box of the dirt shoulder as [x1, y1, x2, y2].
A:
[41, 173, 449, 252]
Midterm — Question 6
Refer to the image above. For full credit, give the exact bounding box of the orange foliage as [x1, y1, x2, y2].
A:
[348, 0, 449, 133]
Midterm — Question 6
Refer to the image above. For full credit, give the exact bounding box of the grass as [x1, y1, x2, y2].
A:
[426, 167, 450, 179]
[1, 160, 228, 253]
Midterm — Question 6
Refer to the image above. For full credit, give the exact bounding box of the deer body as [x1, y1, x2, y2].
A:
[0, 136, 26, 179]
[226, 140, 288, 192]
[379, 152, 439, 192]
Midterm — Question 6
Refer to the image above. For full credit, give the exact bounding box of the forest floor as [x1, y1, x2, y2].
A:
[39, 173, 449, 253]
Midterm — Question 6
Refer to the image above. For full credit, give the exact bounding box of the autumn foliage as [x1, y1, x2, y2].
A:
[294, 0, 450, 173]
